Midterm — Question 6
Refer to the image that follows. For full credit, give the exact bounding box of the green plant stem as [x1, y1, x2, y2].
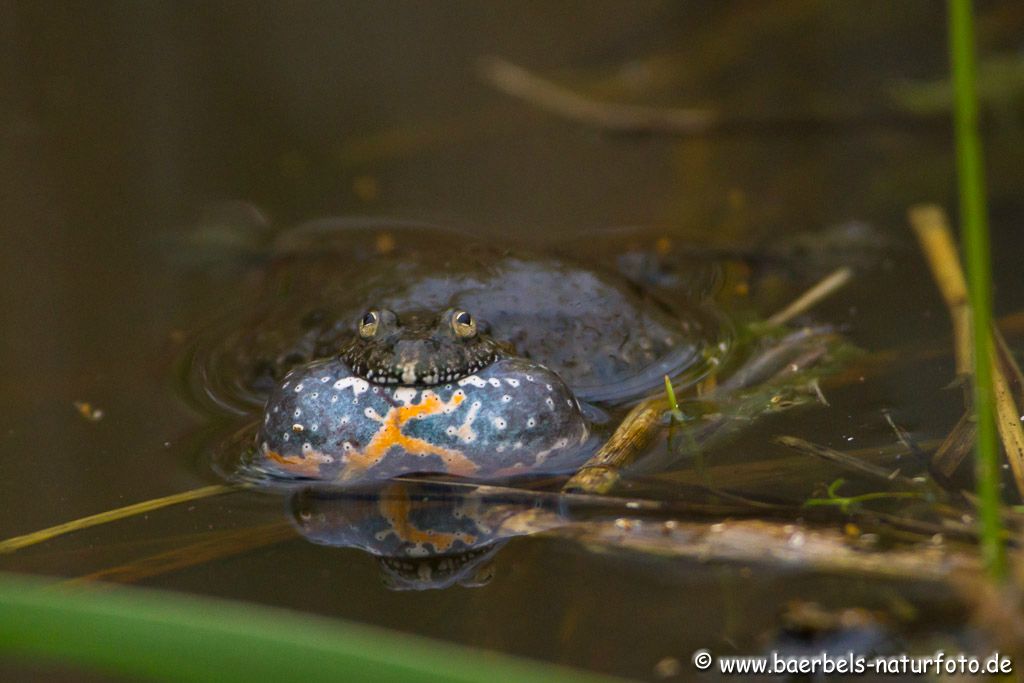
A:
[948, 0, 1005, 577]
[0, 572, 621, 683]
[803, 492, 927, 512]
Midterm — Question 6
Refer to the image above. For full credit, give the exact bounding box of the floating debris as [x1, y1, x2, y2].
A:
[73, 401, 104, 423]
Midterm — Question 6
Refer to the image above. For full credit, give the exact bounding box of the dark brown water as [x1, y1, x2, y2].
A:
[3, 2, 1024, 680]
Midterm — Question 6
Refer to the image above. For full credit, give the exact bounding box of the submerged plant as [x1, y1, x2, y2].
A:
[803, 479, 927, 514]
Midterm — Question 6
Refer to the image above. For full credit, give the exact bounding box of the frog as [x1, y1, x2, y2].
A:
[256, 307, 593, 483]
[195, 220, 728, 484]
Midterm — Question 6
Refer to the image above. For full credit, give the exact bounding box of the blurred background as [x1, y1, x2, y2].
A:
[2, 2, 1024, 679]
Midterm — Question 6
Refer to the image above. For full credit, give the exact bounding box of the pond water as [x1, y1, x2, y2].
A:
[3, 2, 1024, 680]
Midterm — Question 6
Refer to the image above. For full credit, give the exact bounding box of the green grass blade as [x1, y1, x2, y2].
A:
[0, 572, 625, 682]
[948, 0, 1005, 577]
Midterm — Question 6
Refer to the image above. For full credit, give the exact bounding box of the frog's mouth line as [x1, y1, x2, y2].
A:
[377, 543, 501, 590]
[344, 351, 504, 386]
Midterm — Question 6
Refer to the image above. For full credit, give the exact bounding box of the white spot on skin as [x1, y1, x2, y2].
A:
[333, 376, 370, 395]
[401, 362, 417, 385]
[454, 400, 483, 443]
[505, 378, 520, 388]
[492, 417, 507, 430]
[282, 433, 291, 442]
[321, 376, 331, 383]
[501, 394, 512, 403]
[330, 395, 338, 403]
[488, 378, 501, 388]
[293, 408, 302, 418]
[294, 383, 304, 393]
[527, 418, 535, 428]
[394, 387, 418, 406]
[457, 375, 487, 388]
[545, 397, 555, 410]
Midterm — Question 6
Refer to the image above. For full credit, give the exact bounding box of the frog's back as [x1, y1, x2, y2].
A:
[200, 221, 723, 409]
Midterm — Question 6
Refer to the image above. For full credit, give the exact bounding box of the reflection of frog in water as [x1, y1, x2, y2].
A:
[290, 482, 569, 591]
[198, 222, 728, 485]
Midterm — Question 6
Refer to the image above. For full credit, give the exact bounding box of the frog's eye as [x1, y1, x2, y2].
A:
[358, 310, 379, 338]
[451, 310, 476, 338]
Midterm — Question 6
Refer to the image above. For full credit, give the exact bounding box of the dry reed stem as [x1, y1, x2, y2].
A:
[562, 398, 664, 494]
[478, 57, 717, 134]
[0, 485, 235, 554]
[908, 203, 1024, 498]
[908, 204, 973, 377]
[59, 522, 295, 588]
[766, 267, 853, 327]
[774, 435, 922, 489]
[991, 354, 1024, 495]
[558, 517, 980, 584]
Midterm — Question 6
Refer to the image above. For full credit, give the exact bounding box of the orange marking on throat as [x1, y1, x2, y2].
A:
[264, 449, 329, 476]
[341, 390, 477, 481]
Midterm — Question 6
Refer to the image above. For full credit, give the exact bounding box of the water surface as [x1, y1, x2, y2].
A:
[3, 2, 1024, 680]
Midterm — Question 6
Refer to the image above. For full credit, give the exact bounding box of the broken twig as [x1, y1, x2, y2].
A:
[774, 436, 924, 491]
[766, 267, 853, 327]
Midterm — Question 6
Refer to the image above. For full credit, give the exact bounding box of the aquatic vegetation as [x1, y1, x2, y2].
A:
[949, 0, 1004, 577]
[0, 571, 614, 682]
[803, 479, 928, 514]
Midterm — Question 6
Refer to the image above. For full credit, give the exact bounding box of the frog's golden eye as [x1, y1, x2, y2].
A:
[358, 310, 379, 338]
[451, 310, 476, 338]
